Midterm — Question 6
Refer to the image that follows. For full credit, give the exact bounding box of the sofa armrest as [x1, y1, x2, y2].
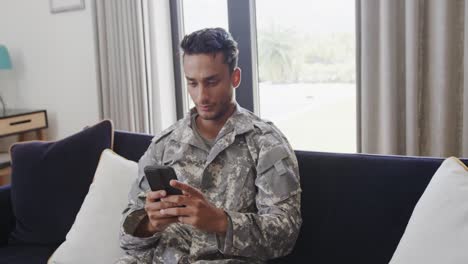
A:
[0, 184, 14, 246]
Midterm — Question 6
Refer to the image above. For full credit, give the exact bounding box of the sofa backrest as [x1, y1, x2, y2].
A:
[283, 151, 464, 264]
[113, 130, 467, 264]
[114, 130, 154, 162]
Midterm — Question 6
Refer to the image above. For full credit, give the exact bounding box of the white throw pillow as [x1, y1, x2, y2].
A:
[48, 149, 138, 264]
[390, 157, 468, 264]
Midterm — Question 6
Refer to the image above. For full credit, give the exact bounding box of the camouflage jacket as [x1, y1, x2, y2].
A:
[117, 105, 302, 264]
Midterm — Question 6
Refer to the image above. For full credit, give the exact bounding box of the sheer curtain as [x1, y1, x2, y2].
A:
[94, 0, 177, 134]
[95, 0, 150, 133]
[358, 0, 468, 157]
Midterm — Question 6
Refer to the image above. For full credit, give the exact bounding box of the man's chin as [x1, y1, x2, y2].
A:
[197, 112, 217, 120]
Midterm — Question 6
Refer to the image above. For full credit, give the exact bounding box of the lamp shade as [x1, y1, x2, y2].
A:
[0, 45, 12, 70]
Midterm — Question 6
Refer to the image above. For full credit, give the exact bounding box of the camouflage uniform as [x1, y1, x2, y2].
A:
[116, 105, 302, 264]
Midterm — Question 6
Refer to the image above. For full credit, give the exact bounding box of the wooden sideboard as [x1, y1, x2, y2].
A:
[0, 109, 48, 185]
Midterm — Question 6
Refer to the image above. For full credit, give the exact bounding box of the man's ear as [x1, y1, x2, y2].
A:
[231, 67, 241, 88]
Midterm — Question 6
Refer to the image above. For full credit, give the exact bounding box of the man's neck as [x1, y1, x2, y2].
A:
[196, 103, 236, 140]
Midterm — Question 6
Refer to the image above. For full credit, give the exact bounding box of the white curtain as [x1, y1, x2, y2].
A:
[94, 0, 177, 134]
[95, 0, 151, 133]
[359, 0, 468, 157]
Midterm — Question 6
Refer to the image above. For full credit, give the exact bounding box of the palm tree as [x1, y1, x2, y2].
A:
[257, 25, 297, 83]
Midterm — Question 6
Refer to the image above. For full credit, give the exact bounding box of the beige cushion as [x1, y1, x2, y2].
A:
[48, 149, 137, 264]
[389, 157, 468, 264]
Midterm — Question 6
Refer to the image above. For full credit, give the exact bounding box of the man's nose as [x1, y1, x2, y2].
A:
[198, 85, 209, 102]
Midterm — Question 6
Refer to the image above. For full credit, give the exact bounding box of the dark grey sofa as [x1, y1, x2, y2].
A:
[0, 130, 463, 263]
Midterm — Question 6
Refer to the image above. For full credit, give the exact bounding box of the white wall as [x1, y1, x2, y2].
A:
[0, 0, 100, 140]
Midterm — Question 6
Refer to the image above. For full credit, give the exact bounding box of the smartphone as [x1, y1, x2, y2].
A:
[144, 165, 183, 196]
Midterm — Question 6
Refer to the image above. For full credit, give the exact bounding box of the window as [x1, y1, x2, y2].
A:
[172, 0, 357, 153]
[255, 0, 356, 152]
[182, 0, 228, 34]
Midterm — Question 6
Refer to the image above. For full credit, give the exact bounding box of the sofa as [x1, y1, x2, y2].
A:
[0, 129, 463, 263]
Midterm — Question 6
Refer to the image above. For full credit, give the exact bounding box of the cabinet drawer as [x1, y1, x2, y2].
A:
[0, 112, 47, 137]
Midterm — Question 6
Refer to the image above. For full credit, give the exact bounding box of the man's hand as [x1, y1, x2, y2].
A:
[134, 190, 179, 237]
[159, 180, 228, 235]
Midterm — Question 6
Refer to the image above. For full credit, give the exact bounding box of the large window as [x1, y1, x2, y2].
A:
[173, 0, 356, 153]
[255, 0, 356, 152]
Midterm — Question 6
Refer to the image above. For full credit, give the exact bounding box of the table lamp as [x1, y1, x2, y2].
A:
[0, 45, 12, 114]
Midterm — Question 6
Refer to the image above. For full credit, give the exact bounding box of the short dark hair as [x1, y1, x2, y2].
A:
[180, 27, 239, 73]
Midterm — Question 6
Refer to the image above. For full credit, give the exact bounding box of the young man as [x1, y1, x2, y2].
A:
[117, 28, 301, 264]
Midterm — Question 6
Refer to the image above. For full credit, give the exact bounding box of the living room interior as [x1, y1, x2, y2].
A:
[1, 0, 468, 263]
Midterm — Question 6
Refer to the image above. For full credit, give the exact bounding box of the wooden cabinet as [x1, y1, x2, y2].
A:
[0, 109, 48, 185]
[0, 109, 48, 139]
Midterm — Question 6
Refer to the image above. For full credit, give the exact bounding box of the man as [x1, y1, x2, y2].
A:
[117, 28, 301, 264]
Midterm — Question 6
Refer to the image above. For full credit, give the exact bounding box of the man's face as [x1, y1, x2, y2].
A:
[183, 52, 240, 121]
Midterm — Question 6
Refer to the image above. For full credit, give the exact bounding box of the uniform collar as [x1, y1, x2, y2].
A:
[170, 103, 255, 147]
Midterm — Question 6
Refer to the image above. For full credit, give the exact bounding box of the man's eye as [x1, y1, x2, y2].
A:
[188, 82, 197, 87]
[207, 80, 218, 86]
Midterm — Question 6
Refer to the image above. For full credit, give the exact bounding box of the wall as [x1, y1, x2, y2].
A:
[0, 0, 100, 141]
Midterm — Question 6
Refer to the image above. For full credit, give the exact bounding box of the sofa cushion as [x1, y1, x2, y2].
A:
[9, 120, 113, 245]
[49, 149, 137, 264]
[389, 157, 468, 264]
[0, 244, 57, 264]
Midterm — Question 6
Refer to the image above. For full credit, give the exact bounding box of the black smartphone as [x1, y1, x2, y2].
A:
[144, 165, 183, 196]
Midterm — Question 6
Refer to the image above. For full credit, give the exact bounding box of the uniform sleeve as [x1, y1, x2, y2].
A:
[119, 139, 164, 253]
[216, 132, 302, 260]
